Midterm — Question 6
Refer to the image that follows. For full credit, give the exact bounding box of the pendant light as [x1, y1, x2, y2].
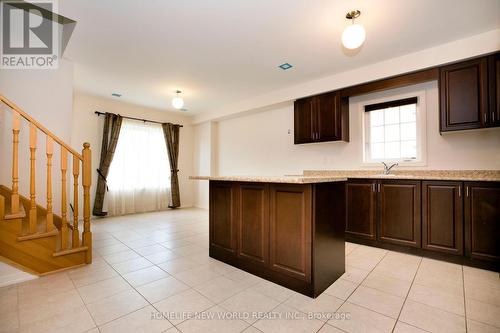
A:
[341, 10, 366, 50]
[172, 90, 184, 109]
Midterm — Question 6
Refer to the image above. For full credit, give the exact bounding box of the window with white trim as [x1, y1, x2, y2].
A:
[364, 96, 424, 163]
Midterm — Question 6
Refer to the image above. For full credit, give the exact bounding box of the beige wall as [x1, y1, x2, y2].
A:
[71, 92, 195, 210]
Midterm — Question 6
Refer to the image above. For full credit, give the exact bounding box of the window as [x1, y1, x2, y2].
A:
[363, 95, 425, 164]
[106, 119, 171, 215]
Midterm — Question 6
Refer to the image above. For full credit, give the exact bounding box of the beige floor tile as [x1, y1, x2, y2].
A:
[324, 278, 358, 300]
[171, 244, 206, 257]
[463, 267, 500, 291]
[253, 304, 324, 333]
[340, 265, 370, 284]
[328, 301, 395, 333]
[93, 237, 121, 249]
[134, 244, 169, 256]
[248, 280, 296, 303]
[111, 257, 154, 275]
[284, 293, 343, 322]
[465, 277, 500, 307]
[413, 268, 464, 296]
[194, 276, 252, 303]
[144, 250, 180, 265]
[136, 276, 190, 303]
[19, 304, 95, 333]
[466, 298, 500, 328]
[393, 321, 428, 333]
[157, 257, 200, 275]
[317, 324, 345, 333]
[399, 299, 466, 333]
[223, 268, 263, 287]
[153, 289, 214, 325]
[347, 285, 405, 319]
[176, 305, 250, 333]
[95, 243, 130, 256]
[362, 271, 412, 298]
[99, 305, 173, 333]
[18, 273, 74, 300]
[69, 263, 119, 287]
[242, 326, 265, 333]
[0, 309, 19, 333]
[220, 289, 280, 323]
[122, 266, 169, 287]
[467, 319, 500, 333]
[174, 266, 221, 286]
[19, 289, 84, 325]
[408, 283, 465, 316]
[77, 276, 131, 304]
[86, 289, 148, 325]
[102, 250, 141, 264]
[160, 239, 194, 249]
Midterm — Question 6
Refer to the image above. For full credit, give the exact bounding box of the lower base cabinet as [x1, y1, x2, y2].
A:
[465, 182, 500, 262]
[346, 179, 499, 270]
[209, 180, 346, 297]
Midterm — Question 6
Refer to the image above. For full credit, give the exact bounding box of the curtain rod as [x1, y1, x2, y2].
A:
[94, 111, 183, 127]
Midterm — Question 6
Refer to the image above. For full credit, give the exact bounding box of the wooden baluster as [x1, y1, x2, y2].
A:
[46, 137, 54, 231]
[11, 112, 20, 215]
[72, 156, 80, 247]
[82, 143, 92, 263]
[60, 147, 68, 249]
[29, 123, 37, 233]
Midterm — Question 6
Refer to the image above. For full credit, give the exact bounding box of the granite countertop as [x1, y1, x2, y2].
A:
[189, 175, 347, 184]
[190, 170, 500, 183]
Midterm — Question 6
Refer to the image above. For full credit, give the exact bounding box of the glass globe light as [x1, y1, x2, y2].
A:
[342, 23, 366, 49]
[172, 91, 184, 109]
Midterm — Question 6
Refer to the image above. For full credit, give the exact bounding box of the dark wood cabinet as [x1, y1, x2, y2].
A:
[236, 183, 269, 265]
[439, 57, 488, 132]
[464, 182, 500, 262]
[488, 53, 500, 126]
[209, 180, 346, 297]
[422, 181, 463, 255]
[269, 184, 311, 282]
[294, 91, 348, 144]
[378, 180, 421, 248]
[345, 180, 377, 240]
[209, 181, 237, 255]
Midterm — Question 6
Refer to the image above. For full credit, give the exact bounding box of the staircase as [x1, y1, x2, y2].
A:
[0, 95, 92, 275]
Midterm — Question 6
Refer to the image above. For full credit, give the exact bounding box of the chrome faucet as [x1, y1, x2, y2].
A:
[382, 162, 398, 175]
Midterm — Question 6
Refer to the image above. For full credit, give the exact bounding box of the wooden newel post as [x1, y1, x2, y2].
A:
[82, 142, 92, 263]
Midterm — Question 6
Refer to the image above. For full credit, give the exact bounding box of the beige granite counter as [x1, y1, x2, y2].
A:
[303, 170, 500, 182]
[190, 170, 500, 183]
[189, 175, 347, 184]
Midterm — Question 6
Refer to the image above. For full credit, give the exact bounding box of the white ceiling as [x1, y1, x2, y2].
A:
[59, 0, 500, 115]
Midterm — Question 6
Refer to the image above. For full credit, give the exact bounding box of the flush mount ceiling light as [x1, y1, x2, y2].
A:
[171, 90, 184, 109]
[341, 10, 366, 50]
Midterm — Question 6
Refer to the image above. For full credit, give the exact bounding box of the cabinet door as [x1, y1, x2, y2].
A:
[464, 182, 500, 262]
[422, 181, 463, 255]
[316, 92, 341, 141]
[236, 183, 269, 265]
[378, 180, 421, 247]
[439, 57, 488, 132]
[209, 181, 237, 255]
[294, 97, 315, 144]
[269, 184, 311, 282]
[488, 53, 500, 127]
[346, 180, 377, 240]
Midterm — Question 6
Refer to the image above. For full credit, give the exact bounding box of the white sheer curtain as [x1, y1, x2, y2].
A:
[106, 119, 170, 215]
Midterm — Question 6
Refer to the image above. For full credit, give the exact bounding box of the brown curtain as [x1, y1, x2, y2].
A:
[162, 123, 181, 208]
[93, 113, 123, 216]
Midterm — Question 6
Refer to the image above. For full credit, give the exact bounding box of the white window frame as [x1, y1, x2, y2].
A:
[361, 90, 427, 166]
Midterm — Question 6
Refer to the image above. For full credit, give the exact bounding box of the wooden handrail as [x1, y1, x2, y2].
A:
[0, 95, 83, 160]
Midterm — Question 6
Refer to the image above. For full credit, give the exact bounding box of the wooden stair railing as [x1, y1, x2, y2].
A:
[0, 95, 92, 264]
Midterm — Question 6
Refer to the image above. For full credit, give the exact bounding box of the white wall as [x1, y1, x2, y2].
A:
[0, 59, 74, 213]
[71, 92, 195, 210]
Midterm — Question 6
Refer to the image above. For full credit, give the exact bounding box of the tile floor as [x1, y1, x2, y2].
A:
[1, 208, 499, 333]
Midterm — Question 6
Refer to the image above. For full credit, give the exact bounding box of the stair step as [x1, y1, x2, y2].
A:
[4, 205, 26, 220]
[52, 246, 88, 257]
[17, 229, 58, 241]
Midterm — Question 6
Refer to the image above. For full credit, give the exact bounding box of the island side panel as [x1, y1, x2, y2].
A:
[312, 182, 346, 297]
[209, 181, 238, 255]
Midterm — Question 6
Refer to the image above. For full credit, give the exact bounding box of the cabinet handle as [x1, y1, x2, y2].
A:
[458, 186, 461, 197]
[466, 186, 469, 197]
[378, 183, 381, 192]
[484, 113, 487, 124]
[372, 183, 376, 192]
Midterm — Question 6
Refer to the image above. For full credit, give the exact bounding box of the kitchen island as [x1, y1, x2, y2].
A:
[191, 175, 347, 298]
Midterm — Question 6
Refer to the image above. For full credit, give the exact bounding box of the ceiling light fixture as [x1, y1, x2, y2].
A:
[341, 10, 366, 50]
[172, 90, 184, 109]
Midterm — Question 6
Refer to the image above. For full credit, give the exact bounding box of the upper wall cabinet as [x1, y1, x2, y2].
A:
[439, 58, 488, 132]
[294, 91, 349, 144]
[439, 53, 500, 132]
